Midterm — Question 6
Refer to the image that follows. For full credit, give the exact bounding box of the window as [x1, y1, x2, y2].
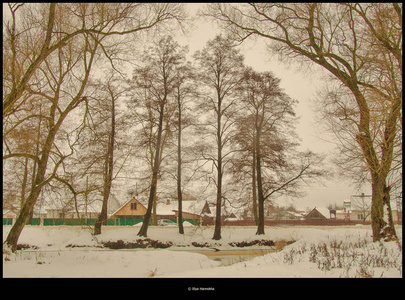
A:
[131, 203, 137, 210]
[357, 214, 364, 220]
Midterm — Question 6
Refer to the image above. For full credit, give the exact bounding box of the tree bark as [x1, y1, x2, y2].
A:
[138, 102, 165, 237]
[212, 95, 222, 240]
[251, 138, 258, 225]
[177, 95, 184, 234]
[94, 95, 115, 235]
[378, 184, 397, 242]
[5, 134, 52, 251]
[255, 128, 265, 235]
[370, 178, 397, 242]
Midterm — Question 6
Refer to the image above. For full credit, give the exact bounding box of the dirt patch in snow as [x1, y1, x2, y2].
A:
[101, 239, 173, 249]
[228, 239, 276, 247]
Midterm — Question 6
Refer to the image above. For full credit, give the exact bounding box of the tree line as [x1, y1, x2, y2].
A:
[3, 3, 401, 251]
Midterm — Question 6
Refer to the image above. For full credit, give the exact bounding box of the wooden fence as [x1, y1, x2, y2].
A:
[3, 218, 401, 227]
[203, 219, 380, 226]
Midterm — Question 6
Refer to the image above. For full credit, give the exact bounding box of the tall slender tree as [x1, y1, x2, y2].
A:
[235, 68, 324, 234]
[93, 75, 127, 235]
[172, 63, 194, 234]
[194, 35, 245, 240]
[133, 36, 188, 237]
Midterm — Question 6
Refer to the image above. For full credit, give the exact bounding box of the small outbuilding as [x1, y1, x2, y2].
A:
[305, 207, 331, 220]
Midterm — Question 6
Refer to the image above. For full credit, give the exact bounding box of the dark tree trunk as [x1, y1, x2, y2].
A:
[212, 95, 222, 241]
[252, 140, 258, 225]
[94, 96, 115, 235]
[177, 98, 184, 234]
[5, 148, 50, 252]
[255, 130, 265, 235]
[370, 178, 398, 242]
[138, 103, 165, 237]
[380, 185, 397, 241]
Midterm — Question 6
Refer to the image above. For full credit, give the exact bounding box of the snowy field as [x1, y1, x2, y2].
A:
[3, 224, 402, 278]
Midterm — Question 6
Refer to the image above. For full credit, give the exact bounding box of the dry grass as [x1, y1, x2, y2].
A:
[280, 237, 402, 277]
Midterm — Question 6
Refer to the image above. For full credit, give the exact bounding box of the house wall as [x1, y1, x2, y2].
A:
[112, 198, 147, 218]
[336, 212, 350, 220]
[351, 210, 371, 221]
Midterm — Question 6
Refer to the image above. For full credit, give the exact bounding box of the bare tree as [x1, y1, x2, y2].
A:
[3, 3, 186, 119]
[131, 36, 188, 237]
[235, 68, 325, 234]
[93, 74, 127, 235]
[206, 3, 402, 242]
[172, 62, 195, 234]
[4, 28, 99, 251]
[194, 35, 245, 240]
[3, 3, 187, 252]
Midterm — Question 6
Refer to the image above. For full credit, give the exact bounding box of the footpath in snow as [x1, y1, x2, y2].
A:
[2, 224, 402, 278]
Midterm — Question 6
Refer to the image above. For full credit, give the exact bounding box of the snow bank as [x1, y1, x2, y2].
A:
[3, 225, 402, 278]
[3, 249, 220, 278]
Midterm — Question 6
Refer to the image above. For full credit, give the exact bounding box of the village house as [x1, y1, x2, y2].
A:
[110, 196, 212, 225]
[333, 198, 401, 222]
[306, 197, 401, 223]
[332, 198, 371, 221]
[110, 198, 147, 219]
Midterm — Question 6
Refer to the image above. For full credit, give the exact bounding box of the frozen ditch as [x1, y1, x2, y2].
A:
[17, 247, 280, 267]
[178, 248, 278, 266]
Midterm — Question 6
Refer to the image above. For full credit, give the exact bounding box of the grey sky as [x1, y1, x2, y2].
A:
[180, 3, 372, 210]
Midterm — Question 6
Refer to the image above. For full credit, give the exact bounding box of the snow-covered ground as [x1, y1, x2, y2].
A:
[3, 224, 402, 278]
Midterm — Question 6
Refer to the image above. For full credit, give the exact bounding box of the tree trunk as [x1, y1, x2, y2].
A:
[152, 193, 158, 226]
[380, 185, 397, 241]
[20, 157, 29, 210]
[252, 141, 258, 225]
[6, 115, 60, 252]
[94, 96, 115, 235]
[212, 173, 222, 240]
[177, 101, 184, 234]
[138, 103, 165, 237]
[370, 177, 385, 242]
[5, 151, 49, 252]
[212, 97, 222, 240]
[255, 133, 265, 235]
[370, 177, 397, 242]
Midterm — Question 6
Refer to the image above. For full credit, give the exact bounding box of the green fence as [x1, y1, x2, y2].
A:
[3, 218, 40, 225]
[26, 218, 41, 225]
[3, 218, 13, 225]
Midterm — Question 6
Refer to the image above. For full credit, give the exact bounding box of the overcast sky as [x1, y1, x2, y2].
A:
[2, 3, 372, 211]
[179, 4, 372, 210]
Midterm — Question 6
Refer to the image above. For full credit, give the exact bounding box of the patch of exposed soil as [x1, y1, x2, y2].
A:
[101, 239, 173, 249]
[228, 239, 276, 247]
